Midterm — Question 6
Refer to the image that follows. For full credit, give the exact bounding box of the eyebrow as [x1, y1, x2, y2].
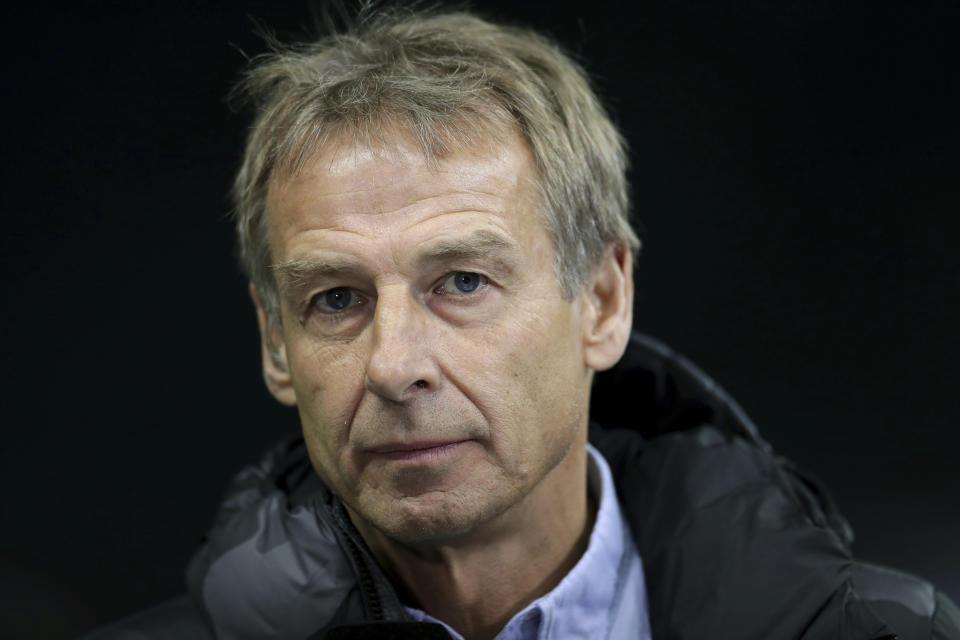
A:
[272, 229, 518, 295]
[416, 229, 516, 267]
[272, 256, 360, 295]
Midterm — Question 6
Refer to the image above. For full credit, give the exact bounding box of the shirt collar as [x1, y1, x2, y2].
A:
[405, 443, 629, 639]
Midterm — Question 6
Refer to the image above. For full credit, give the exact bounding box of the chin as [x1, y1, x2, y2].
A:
[361, 491, 504, 545]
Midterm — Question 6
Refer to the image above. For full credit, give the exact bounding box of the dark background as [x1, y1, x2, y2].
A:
[2, 1, 958, 638]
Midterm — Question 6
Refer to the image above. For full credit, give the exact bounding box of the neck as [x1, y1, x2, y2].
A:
[352, 439, 596, 640]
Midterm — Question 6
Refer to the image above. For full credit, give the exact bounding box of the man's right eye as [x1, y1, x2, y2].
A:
[312, 287, 363, 313]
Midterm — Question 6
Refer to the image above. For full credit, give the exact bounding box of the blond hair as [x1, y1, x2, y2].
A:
[231, 8, 640, 323]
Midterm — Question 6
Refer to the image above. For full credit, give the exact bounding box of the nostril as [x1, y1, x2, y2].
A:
[414, 380, 428, 389]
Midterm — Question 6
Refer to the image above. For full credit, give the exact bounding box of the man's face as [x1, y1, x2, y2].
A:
[263, 132, 594, 543]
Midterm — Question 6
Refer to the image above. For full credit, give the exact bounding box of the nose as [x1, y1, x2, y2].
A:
[364, 286, 439, 402]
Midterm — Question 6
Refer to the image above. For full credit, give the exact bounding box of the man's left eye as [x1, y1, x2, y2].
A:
[438, 272, 487, 295]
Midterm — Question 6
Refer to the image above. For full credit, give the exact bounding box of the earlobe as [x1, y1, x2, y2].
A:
[250, 285, 297, 407]
[582, 244, 634, 372]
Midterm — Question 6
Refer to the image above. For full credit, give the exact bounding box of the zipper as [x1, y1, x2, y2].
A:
[325, 494, 386, 621]
[342, 526, 385, 621]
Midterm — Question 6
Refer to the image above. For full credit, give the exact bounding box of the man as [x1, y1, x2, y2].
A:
[86, 6, 959, 640]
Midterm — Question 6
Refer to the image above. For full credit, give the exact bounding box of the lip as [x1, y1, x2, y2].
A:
[366, 440, 471, 463]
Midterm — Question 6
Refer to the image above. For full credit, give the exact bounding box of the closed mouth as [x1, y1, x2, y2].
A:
[366, 440, 471, 462]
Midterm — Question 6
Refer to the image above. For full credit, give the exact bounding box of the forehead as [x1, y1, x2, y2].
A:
[264, 130, 547, 255]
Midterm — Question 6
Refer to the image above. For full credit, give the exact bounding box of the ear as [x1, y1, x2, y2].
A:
[581, 243, 634, 372]
[250, 284, 297, 407]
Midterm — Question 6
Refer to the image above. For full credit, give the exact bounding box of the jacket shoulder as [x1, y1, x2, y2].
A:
[77, 595, 213, 640]
[591, 333, 960, 639]
[594, 424, 960, 639]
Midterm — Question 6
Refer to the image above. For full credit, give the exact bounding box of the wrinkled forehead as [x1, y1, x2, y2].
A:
[265, 119, 546, 219]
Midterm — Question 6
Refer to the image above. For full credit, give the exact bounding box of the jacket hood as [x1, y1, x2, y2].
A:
[591, 332, 854, 543]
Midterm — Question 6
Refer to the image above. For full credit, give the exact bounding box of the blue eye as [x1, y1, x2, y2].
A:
[440, 272, 486, 295]
[315, 287, 356, 312]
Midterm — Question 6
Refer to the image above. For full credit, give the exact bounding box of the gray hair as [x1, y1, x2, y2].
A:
[231, 7, 640, 324]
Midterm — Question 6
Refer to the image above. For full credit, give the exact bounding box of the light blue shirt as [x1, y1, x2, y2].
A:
[405, 444, 651, 639]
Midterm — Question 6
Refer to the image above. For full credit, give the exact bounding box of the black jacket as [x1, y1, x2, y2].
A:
[83, 333, 960, 639]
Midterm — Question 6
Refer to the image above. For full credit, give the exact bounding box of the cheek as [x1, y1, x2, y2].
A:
[471, 299, 586, 433]
[504, 299, 581, 378]
[288, 338, 368, 451]
[290, 336, 364, 396]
